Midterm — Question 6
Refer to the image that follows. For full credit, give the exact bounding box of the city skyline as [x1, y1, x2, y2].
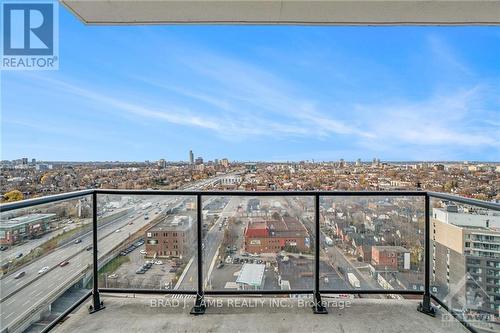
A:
[2, 10, 500, 162]
[3, 155, 500, 164]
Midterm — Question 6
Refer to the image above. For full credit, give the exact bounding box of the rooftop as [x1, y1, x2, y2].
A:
[52, 295, 469, 333]
[148, 215, 194, 232]
[0, 213, 56, 229]
[236, 263, 266, 287]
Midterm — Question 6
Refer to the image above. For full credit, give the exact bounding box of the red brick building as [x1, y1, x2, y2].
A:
[371, 245, 410, 271]
[145, 215, 195, 258]
[244, 215, 310, 254]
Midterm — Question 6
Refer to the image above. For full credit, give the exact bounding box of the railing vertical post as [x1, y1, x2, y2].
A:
[89, 191, 104, 313]
[312, 194, 327, 314]
[418, 193, 435, 316]
[191, 193, 206, 315]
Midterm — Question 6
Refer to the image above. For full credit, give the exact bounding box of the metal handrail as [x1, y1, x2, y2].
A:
[2, 189, 497, 211]
[95, 189, 428, 196]
[0, 189, 94, 212]
[428, 191, 500, 211]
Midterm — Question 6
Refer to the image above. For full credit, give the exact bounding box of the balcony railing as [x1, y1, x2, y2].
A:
[1, 189, 499, 333]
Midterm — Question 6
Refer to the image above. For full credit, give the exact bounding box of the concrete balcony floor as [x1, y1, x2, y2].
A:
[53, 295, 469, 333]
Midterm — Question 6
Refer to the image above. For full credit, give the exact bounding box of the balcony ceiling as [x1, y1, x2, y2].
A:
[61, 0, 500, 25]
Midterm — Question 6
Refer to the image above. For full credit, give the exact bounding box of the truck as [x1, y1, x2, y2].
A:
[324, 236, 334, 246]
[347, 272, 361, 288]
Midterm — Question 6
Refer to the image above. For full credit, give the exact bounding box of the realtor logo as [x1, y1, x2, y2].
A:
[1, 1, 58, 70]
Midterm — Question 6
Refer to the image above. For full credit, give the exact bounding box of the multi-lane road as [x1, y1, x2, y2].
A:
[0, 176, 227, 332]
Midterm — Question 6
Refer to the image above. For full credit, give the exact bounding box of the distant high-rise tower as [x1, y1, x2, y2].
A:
[189, 150, 194, 164]
[158, 159, 167, 169]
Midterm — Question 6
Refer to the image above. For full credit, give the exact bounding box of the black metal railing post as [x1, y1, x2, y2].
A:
[418, 193, 435, 316]
[190, 193, 206, 315]
[312, 194, 327, 314]
[89, 190, 105, 313]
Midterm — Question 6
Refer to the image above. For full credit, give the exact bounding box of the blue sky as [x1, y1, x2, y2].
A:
[1, 8, 499, 162]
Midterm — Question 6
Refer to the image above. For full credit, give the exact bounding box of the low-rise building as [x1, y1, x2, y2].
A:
[371, 245, 410, 271]
[244, 215, 310, 254]
[0, 213, 56, 245]
[145, 215, 195, 259]
[236, 263, 266, 290]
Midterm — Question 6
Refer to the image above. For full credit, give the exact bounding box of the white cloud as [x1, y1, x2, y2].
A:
[353, 86, 500, 154]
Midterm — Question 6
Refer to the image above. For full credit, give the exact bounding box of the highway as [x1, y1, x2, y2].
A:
[1, 211, 137, 299]
[0, 176, 226, 332]
[0, 199, 169, 330]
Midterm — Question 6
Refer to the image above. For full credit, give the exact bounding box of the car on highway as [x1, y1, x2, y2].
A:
[115, 229, 121, 233]
[38, 266, 50, 274]
[74, 239, 82, 244]
[86, 246, 93, 251]
[14, 271, 26, 279]
[108, 274, 118, 278]
[59, 261, 69, 267]
[0, 246, 7, 251]
[135, 269, 145, 274]
[16, 253, 23, 259]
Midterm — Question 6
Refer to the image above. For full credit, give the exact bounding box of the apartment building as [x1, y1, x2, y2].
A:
[431, 205, 500, 317]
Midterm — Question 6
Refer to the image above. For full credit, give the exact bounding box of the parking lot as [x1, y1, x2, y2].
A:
[102, 242, 179, 290]
[208, 252, 346, 291]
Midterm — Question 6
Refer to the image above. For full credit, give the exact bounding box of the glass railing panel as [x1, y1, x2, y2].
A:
[429, 196, 500, 332]
[203, 195, 315, 293]
[0, 194, 92, 332]
[319, 195, 425, 296]
[96, 194, 197, 291]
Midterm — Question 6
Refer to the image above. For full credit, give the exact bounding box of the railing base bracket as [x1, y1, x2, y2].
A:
[89, 301, 105, 314]
[190, 295, 206, 315]
[190, 304, 206, 315]
[417, 301, 436, 317]
[312, 292, 328, 314]
[312, 303, 328, 314]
